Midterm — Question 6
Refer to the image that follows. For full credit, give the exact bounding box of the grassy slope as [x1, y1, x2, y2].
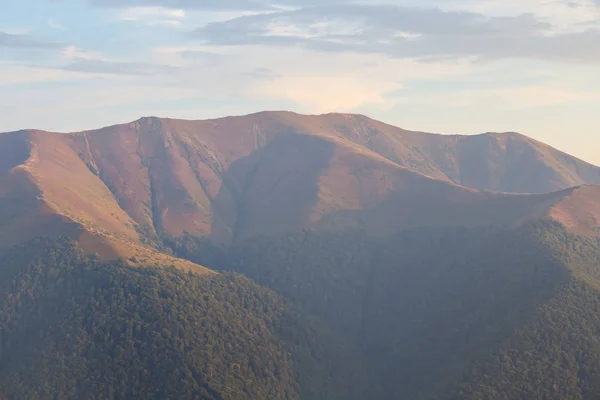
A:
[2, 113, 600, 258]
[73, 113, 600, 241]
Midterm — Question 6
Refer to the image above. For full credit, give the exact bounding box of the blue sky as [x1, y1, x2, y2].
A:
[1, 0, 599, 164]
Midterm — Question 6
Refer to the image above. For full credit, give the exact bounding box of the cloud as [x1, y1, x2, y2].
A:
[118, 6, 188, 26]
[0, 32, 61, 49]
[48, 19, 66, 31]
[244, 67, 281, 80]
[147, 43, 482, 112]
[155, 20, 183, 26]
[440, 0, 600, 29]
[119, 6, 186, 20]
[62, 45, 104, 61]
[192, 4, 600, 64]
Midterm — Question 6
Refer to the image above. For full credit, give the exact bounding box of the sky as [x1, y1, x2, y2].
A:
[1, 0, 599, 164]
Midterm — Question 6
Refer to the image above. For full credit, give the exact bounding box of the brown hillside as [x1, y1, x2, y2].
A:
[547, 185, 600, 236]
[1, 111, 599, 252]
[0, 129, 212, 274]
[261, 113, 600, 193]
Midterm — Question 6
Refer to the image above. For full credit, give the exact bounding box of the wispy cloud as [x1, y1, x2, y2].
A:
[119, 6, 185, 21]
[439, 0, 600, 29]
[118, 6, 187, 26]
[244, 67, 281, 80]
[48, 19, 66, 31]
[62, 45, 104, 61]
[155, 20, 183, 27]
[59, 45, 176, 76]
[192, 4, 600, 64]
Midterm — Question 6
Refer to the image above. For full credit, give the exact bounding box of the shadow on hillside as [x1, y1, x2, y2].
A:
[210, 132, 336, 244]
[0, 132, 31, 173]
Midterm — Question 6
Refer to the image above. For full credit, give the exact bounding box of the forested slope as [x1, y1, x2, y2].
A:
[169, 221, 600, 399]
[456, 227, 600, 400]
[0, 239, 378, 400]
[1, 222, 600, 399]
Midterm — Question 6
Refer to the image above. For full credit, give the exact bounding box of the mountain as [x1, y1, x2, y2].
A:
[304, 114, 600, 193]
[69, 112, 600, 244]
[0, 129, 210, 273]
[2, 111, 600, 399]
[1, 112, 599, 254]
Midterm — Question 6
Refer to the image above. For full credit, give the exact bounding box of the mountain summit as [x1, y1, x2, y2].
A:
[1, 111, 599, 258]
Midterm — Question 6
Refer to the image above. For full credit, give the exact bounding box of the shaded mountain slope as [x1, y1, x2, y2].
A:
[229, 224, 568, 398]
[171, 220, 600, 399]
[455, 225, 600, 400]
[276, 113, 600, 193]
[457, 279, 600, 400]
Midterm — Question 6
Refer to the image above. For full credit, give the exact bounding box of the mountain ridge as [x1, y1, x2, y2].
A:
[74, 112, 600, 193]
[8, 111, 599, 192]
[1, 111, 599, 262]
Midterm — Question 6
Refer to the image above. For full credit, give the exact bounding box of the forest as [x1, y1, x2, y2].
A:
[168, 220, 600, 399]
[0, 239, 375, 400]
[1, 221, 600, 399]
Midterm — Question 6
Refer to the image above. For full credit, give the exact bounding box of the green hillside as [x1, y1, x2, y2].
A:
[0, 239, 377, 400]
[1, 221, 600, 399]
[456, 227, 600, 399]
[169, 221, 600, 399]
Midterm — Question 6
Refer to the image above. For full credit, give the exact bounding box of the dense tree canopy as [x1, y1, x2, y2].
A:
[0, 239, 376, 400]
[169, 221, 600, 399]
[1, 220, 600, 399]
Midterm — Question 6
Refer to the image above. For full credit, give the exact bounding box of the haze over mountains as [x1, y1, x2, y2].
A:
[1, 111, 600, 399]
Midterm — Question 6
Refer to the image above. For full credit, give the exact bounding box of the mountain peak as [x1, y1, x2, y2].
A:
[482, 131, 527, 139]
[1, 111, 600, 260]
